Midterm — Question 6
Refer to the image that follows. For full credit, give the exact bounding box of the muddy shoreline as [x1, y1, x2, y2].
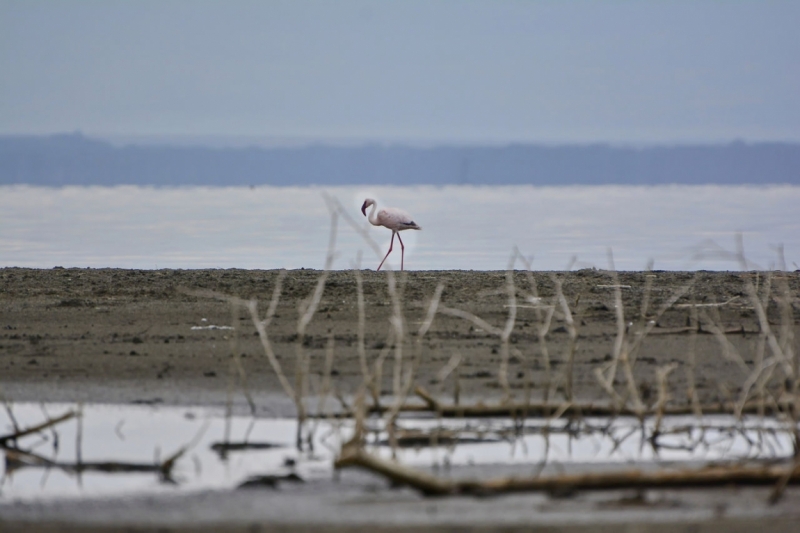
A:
[2, 267, 798, 410]
[2, 267, 800, 531]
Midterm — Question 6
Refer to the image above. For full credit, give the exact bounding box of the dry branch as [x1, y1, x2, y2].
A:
[4, 446, 183, 479]
[336, 443, 800, 497]
[0, 410, 76, 445]
[210, 441, 284, 458]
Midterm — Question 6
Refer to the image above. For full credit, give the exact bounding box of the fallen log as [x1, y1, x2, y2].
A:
[3, 445, 184, 479]
[335, 443, 800, 497]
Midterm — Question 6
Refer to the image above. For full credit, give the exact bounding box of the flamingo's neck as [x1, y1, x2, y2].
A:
[367, 203, 380, 226]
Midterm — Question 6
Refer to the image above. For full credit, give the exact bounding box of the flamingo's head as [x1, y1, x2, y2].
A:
[361, 198, 375, 216]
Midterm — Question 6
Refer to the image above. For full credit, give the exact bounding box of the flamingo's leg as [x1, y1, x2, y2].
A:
[377, 232, 396, 271]
[397, 233, 405, 271]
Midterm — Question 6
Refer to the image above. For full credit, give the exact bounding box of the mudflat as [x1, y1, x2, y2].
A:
[1, 267, 800, 532]
[2, 267, 798, 409]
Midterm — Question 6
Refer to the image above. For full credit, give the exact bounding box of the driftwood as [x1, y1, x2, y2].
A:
[311, 388, 791, 419]
[335, 442, 800, 497]
[373, 428, 501, 448]
[210, 441, 285, 459]
[210, 441, 285, 452]
[4, 445, 184, 480]
[0, 410, 76, 446]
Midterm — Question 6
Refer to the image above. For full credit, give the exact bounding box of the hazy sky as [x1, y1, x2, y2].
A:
[2, 1, 799, 144]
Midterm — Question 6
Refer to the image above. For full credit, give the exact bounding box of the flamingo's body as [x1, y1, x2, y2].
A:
[361, 198, 421, 271]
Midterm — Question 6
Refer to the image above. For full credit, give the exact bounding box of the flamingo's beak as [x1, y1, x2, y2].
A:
[361, 202, 367, 216]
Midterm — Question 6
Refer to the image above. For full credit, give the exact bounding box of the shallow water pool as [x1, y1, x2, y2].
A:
[1, 402, 796, 501]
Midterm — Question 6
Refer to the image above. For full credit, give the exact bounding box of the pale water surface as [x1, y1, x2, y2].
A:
[1, 403, 794, 501]
[1, 185, 798, 271]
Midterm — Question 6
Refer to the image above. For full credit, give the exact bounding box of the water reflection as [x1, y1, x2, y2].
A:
[1, 185, 798, 270]
[0, 403, 333, 500]
[1, 403, 797, 501]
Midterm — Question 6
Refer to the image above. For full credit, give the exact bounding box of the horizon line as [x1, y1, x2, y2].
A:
[3, 131, 800, 150]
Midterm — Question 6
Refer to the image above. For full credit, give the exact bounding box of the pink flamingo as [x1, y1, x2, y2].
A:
[361, 198, 422, 271]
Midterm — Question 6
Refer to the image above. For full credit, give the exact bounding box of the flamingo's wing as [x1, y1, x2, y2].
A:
[379, 208, 421, 231]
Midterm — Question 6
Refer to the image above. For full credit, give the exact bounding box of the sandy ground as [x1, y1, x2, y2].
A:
[1, 267, 800, 531]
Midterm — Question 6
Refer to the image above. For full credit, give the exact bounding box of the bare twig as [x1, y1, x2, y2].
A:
[0, 410, 76, 446]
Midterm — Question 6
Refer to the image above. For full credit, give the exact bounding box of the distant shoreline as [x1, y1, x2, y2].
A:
[3, 133, 799, 187]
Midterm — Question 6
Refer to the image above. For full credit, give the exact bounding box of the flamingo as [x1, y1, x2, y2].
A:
[361, 198, 421, 271]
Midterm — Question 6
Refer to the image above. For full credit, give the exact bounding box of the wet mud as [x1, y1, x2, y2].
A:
[1, 268, 798, 411]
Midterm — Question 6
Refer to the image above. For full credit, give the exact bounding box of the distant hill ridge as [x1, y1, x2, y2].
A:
[1, 133, 799, 186]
